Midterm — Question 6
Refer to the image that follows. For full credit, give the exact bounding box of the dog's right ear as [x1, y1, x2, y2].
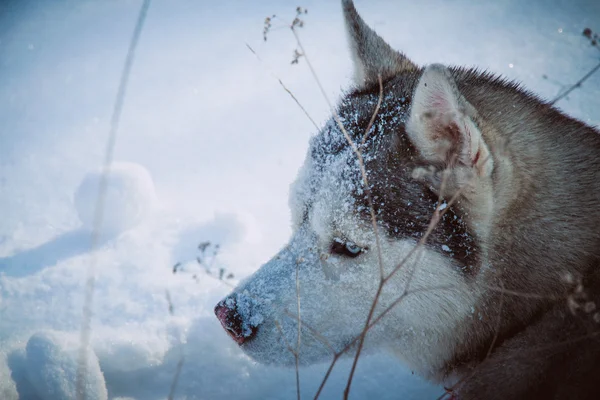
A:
[407, 64, 493, 178]
[342, 0, 417, 88]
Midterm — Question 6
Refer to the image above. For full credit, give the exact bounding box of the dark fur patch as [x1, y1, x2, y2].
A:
[309, 75, 481, 275]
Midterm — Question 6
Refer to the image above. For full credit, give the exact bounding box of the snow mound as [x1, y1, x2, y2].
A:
[0, 351, 18, 400]
[25, 331, 107, 400]
[93, 331, 170, 373]
[74, 161, 157, 236]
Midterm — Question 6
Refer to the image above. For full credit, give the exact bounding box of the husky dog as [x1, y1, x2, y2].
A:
[215, 1, 600, 398]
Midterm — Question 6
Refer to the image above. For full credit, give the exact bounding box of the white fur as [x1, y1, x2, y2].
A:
[230, 145, 479, 378]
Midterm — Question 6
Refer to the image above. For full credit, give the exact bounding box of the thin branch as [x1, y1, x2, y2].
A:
[283, 309, 336, 353]
[313, 352, 341, 399]
[270, 13, 568, 400]
[75, 1, 151, 398]
[245, 43, 319, 130]
[165, 289, 186, 400]
[316, 157, 485, 398]
[343, 165, 452, 398]
[288, 25, 388, 399]
[168, 353, 185, 400]
[392, 162, 454, 298]
[295, 259, 302, 400]
[385, 156, 490, 286]
[310, 275, 566, 400]
[343, 211, 449, 399]
[185, 258, 332, 356]
[290, 21, 482, 397]
[436, 390, 452, 400]
[361, 76, 384, 146]
[313, 284, 456, 400]
[275, 320, 297, 355]
[343, 282, 383, 399]
[290, 28, 385, 281]
[341, 74, 388, 400]
[479, 283, 559, 300]
[550, 60, 600, 105]
[368, 285, 457, 336]
[486, 280, 505, 360]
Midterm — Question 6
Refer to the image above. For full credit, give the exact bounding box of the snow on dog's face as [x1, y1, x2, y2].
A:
[215, 0, 494, 377]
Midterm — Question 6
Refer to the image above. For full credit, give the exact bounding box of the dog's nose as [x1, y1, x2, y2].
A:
[214, 297, 257, 345]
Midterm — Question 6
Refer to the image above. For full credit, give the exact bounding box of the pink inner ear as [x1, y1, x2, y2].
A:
[425, 88, 479, 166]
[472, 149, 481, 166]
[462, 119, 474, 163]
[410, 66, 483, 167]
[430, 93, 450, 112]
[428, 92, 458, 131]
[426, 104, 476, 166]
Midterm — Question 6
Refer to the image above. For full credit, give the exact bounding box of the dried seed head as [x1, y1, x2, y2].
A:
[291, 49, 304, 64]
[562, 272, 574, 285]
[584, 301, 596, 313]
[567, 296, 580, 315]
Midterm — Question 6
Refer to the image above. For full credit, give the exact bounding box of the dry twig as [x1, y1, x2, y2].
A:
[245, 43, 319, 130]
[549, 27, 600, 105]
[75, 1, 151, 398]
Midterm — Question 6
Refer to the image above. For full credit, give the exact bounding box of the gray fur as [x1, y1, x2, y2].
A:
[343, 2, 600, 397]
[215, 1, 600, 398]
[342, 0, 416, 87]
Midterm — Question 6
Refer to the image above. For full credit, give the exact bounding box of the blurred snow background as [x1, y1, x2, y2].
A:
[0, 0, 598, 399]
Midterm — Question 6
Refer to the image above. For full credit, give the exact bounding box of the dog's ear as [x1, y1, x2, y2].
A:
[342, 0, 416, 87]
[406, 64, 493, 177]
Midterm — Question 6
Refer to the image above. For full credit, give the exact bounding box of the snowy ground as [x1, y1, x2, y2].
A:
[0, 0, 598, 399]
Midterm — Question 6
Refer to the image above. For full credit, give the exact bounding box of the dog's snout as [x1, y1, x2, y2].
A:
[214, 297, 257, 345]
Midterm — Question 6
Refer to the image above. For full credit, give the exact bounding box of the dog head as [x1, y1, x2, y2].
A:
[215, 0, 500, 377]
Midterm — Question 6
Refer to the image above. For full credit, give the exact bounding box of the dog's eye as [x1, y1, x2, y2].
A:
[330, 238, 365, 258]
